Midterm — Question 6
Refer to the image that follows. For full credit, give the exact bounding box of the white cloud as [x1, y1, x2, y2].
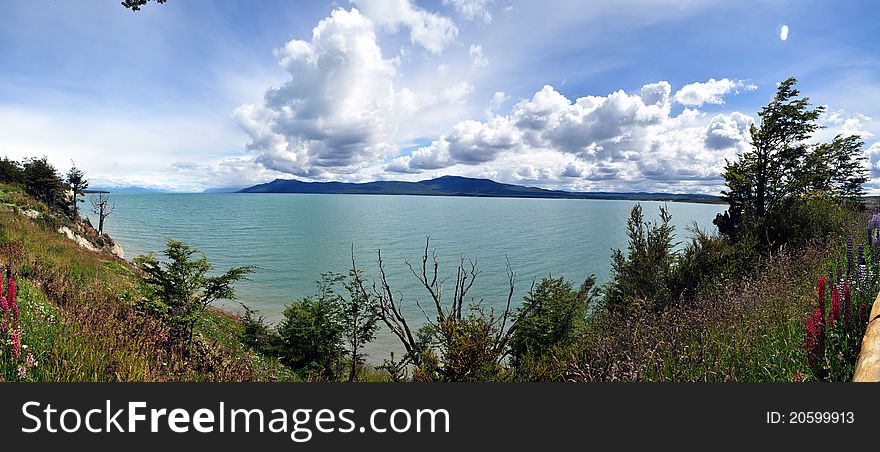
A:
[443, 0, 494, 23]
[821, 108, 874, 138]
[352, 0, 458, 54]
[470, 44, 489, 69]
[386, 81, 756, 191]
[673, 78, 757, 106]
[235, 8, 472, 180]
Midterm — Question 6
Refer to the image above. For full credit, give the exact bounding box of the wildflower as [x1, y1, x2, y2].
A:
[17, 365, 27, 380]
[830, 285, 841, 327]
[11, 326, 22, 359]
[817, 276, 826, 319]
[25, 352, 36, 369]
[793, 370, 804, 382]
[805, 308, 824, 372]
[8, 276, 17, 323]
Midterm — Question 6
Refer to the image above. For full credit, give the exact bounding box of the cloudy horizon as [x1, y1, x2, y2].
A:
[1, 0, 878, 193]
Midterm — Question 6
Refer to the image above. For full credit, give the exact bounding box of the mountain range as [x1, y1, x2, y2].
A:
[238, 176, 721, 203]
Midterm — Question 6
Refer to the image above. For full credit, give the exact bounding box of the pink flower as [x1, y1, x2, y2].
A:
[806, 308, 825, 372]
[8, 276, 17, 324]
[11, 326, 21, 360]
[830, 285, 841, 327]
[25, 352, 36, 369]
[793, 370, 804, 382]
[17, 365, 27, 380]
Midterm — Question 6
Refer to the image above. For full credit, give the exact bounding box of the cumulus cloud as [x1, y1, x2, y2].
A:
[821, 108, 874, 138]
[352, 0, 458, 54]
[865, 142, 880, 178]
[673, 78, 757, 106]
[236, 8, 472, 179]
[443, 0, 494, 23]
[386, 80, 756, 191]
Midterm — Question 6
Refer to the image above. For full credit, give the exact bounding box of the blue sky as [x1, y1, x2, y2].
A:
[0, 0, 878, 192]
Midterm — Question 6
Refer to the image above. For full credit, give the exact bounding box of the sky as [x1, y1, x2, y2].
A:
[0, 0, 878, 193]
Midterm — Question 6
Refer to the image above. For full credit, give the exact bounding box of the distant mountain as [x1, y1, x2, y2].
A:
[202, 187, 244, 194]
[89, 185, 168, 194]
[238, 176, 722, 203]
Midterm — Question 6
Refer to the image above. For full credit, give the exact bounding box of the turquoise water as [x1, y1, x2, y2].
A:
[85, 193, 725, 359]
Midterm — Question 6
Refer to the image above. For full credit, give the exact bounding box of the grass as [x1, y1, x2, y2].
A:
[566, 209, 874, 382]
[0, 182, 297, 382]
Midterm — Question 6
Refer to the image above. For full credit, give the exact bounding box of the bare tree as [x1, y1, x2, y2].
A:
[353, 238, 518, 379]
[90, 193, 115, 236]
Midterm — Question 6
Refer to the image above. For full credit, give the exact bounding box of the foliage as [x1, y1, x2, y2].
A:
[0, 158, 23, 185]
[715, 77, 867, 250]
[275, 274, 346, 379]
[135, 239, 253, 347]
[604, 204, 678, 313]
[510, 276, 599, 381]
[122, 0, 167, 11]
[65, 163, 88, 220]
[364, 239, 517, 381]
[21, 157, 65, 210]
[341, 258, 380, 381]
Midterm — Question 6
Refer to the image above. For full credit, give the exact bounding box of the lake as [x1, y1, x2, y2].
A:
[85, 193, 726, 360]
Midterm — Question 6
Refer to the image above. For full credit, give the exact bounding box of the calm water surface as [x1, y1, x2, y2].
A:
[86, 193, 725, 359]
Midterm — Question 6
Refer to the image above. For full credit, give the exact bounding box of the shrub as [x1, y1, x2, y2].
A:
[135, 239, 253, 348]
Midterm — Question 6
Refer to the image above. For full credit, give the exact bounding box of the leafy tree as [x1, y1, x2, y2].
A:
[66, 163, 88, 219]
[342, 253, 380, 381]
[122, 0, 167, 11]
[604, 204, 678, 313]
[0, 158, 22, 184]
[21, 157, 64, 208]
[510, 276, 599, 380]
[714, 77, 867, 249]
[276, 273, 346, 379]
[135, 239, 253, 347]
[801, 134, 868, 202]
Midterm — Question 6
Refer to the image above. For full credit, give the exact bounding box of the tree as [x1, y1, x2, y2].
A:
[21, 157, 64, 208]
[135, 239, 253, 348]
[90, 193, 115, 236]
[510, 276, 599, 380]
[0, 158, 22, 184]
[367, 239, 517, 381]
[122, 0, 167, 11]
[714, 77, 867, 249]
[66, 163, 88, 220]
[801, 134, 868, 202]
[604, 204, 679, 313]
[342, 249, 380, 381]
[276, 273, 346, 379]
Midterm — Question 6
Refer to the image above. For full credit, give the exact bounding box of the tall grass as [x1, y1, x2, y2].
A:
[567, 210, 874, 382]
[0, 184, 294, 382]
